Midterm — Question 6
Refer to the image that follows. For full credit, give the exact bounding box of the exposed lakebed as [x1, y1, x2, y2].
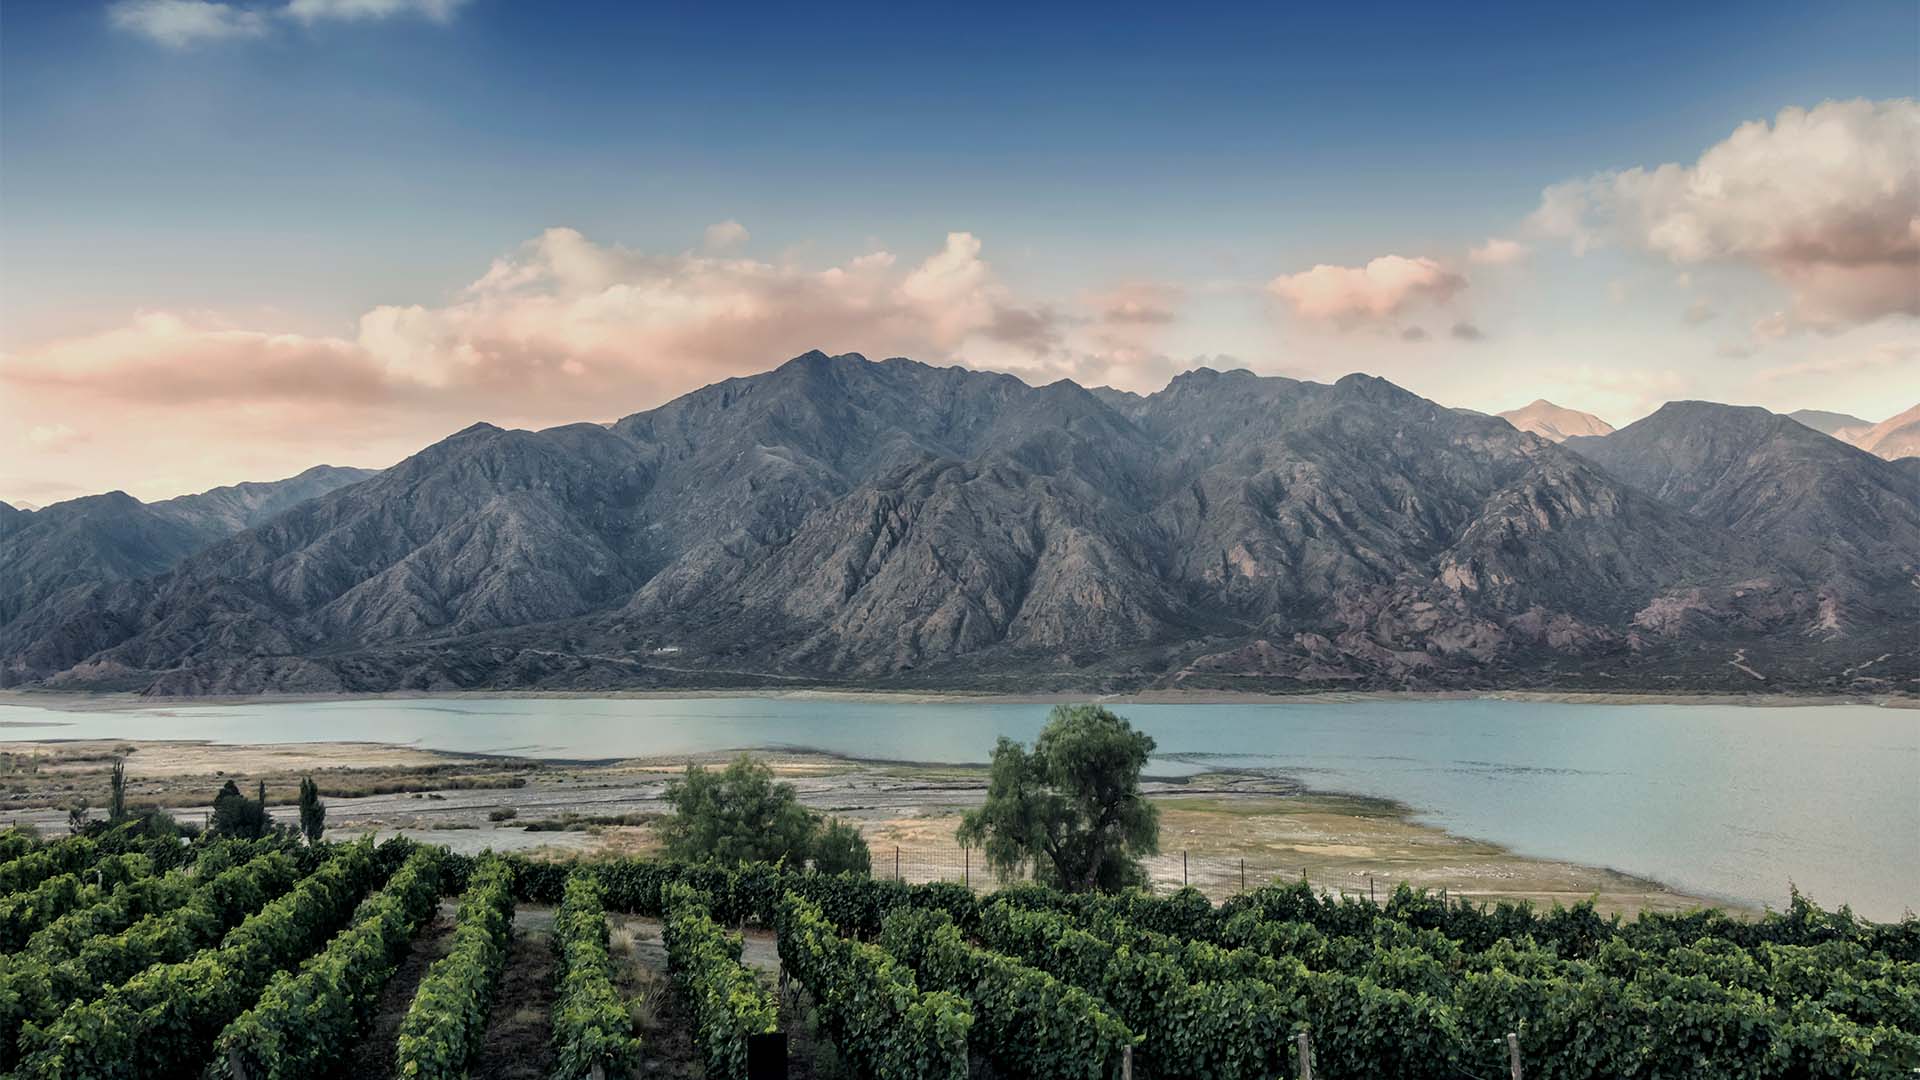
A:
[2, 694, 1913, 920]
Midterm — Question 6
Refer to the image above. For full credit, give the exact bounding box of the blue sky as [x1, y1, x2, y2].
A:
[2, 0, 1916, 503]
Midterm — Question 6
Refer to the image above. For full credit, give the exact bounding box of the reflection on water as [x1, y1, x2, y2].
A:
[1, 696, 1914, 920]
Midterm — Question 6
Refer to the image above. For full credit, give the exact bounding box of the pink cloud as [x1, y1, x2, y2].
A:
[1531, 98, 1920, 330]
[0, 228, 1184, 503]
[1267, 255, 1466, 324]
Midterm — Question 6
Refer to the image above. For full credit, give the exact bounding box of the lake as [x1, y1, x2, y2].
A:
[2, 696, 1914, 920]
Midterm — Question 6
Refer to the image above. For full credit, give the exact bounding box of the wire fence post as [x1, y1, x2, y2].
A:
[1182, 849, 1188, 886]
[1120, 1044, 1132, 1080]
[1507, 1032, 1523, 1080]
[1239, 858, 1245, 893]
[1295, 1031, 1313, 1080]
[1369, 876, 1375, 904]
[963, 844, 969, 888]
[894, 845, 900, 882]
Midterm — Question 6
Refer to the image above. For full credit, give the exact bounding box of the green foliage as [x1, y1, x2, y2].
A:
[13, 840, 381, 1080]
[213, 848, 443, 1080]
[662, 883, 778, 1079]
[957, 704, 1159, 892]
[210, 779, 273, 840]
[394, 856, 516, 1080]
[551, 871, 642, 1080]
[880, 907, 1134, 1079]
[811, 816, 871, 876]
[0, 853, 152, 951]
[297, 776, 326, 845]
[775, 892, 971, 1080]
[660, 754, 819, 866]
[0, 835, 102, 895]
[971, 900, 1296, 1079]
[108, 758, 127, 822]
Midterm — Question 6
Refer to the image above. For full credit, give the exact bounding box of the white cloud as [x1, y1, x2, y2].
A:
[1468, 237, 1529, 265]
[1530, 98, 1920, 330]
[1267, 255, 1466, 324]
[285, 0, 470, 21]
[1755, 341, 1919, 383]
[1683, 299, 1717, 326]
[702, 220, 750, 252]
[107, 0, 268, 47]
[27, 424, 81, 450]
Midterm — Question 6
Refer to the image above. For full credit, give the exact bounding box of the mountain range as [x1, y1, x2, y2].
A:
[2, 353, 1913, 696]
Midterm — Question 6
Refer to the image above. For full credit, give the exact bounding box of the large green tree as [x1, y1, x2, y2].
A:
[958, 704, 1160, 892]
[660, 754, 822, 867]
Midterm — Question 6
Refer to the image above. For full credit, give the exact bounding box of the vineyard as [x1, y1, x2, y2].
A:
[0, 823, 1915, 1079]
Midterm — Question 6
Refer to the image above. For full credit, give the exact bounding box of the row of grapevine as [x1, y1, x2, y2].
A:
[0, 851, 154, 950]
[551, 872, 643, 1080]
[439, 846, 1920, 969]
[773, 892, 970, 1080]
[0, 827, 37, 864]
[878, 907, 1134, 1080]
[660, 883, 777, 1080]
[970, 900, 1297, 1079]
[993, 897, 1920, 1079]
[394, 855, 517, 1080]
[211, 847, 445, 1080]
[0, 850, 302, 1071]
[12, 838, 386, 1079]
[0, 836, 106, 896]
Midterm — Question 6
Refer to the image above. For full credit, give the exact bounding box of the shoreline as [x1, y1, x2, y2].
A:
[0, 735, 1740, 918]
[2, 685, 1910, 713]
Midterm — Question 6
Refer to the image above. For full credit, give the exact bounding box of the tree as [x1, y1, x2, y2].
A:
[211, 779, 271, 839]
[957, 704, 1159, 892]
[660, 755, 819, 867]
[108, 758, 127, 822]
[811, 817, 872, 875]
[297, 777, 326, 845]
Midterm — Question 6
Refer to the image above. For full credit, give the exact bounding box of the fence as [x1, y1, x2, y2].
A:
[870, 841, 1399, 904]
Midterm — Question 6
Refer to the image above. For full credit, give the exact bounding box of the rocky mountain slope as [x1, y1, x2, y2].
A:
[1496, 399, 1614, 442]
[2, 354, 1912, 695]
[0, 466, 373, 630]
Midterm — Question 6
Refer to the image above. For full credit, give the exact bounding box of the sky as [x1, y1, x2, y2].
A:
[1, 0, 1916, 506]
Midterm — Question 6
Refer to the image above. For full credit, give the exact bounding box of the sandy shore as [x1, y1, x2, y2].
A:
[1, 736, 1731, 917]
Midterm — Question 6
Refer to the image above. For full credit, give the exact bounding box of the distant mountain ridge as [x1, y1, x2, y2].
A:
[1497, 399, 1614, 442]
[0, 465, 374, 629]
[1787, 405, 1920, 461]
[1, 354, 1912, 696]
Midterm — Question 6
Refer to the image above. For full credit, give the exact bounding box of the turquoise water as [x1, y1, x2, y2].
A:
[2, 696, 1914, 919]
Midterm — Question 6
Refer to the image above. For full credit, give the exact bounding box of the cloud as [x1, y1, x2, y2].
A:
[1449, 321, 1486, 342]
[285, 0, 470, 20]
[5, 227, 1195, 501]
[27, 425, 83, 451]
[1683, 299, 1717, 325]
[1088, 283, 1181, 325]
[1267, 255, 1466, 325]
[1399, 326, 1429, 342]
[1531, 98, 1920, 330]
[1468, 238, 1529, 265]
[1755, 341, 1919, 383]
[108, 0, 268, 46]
[111, 0, 469, 46]
[702, 220, 749, 252]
